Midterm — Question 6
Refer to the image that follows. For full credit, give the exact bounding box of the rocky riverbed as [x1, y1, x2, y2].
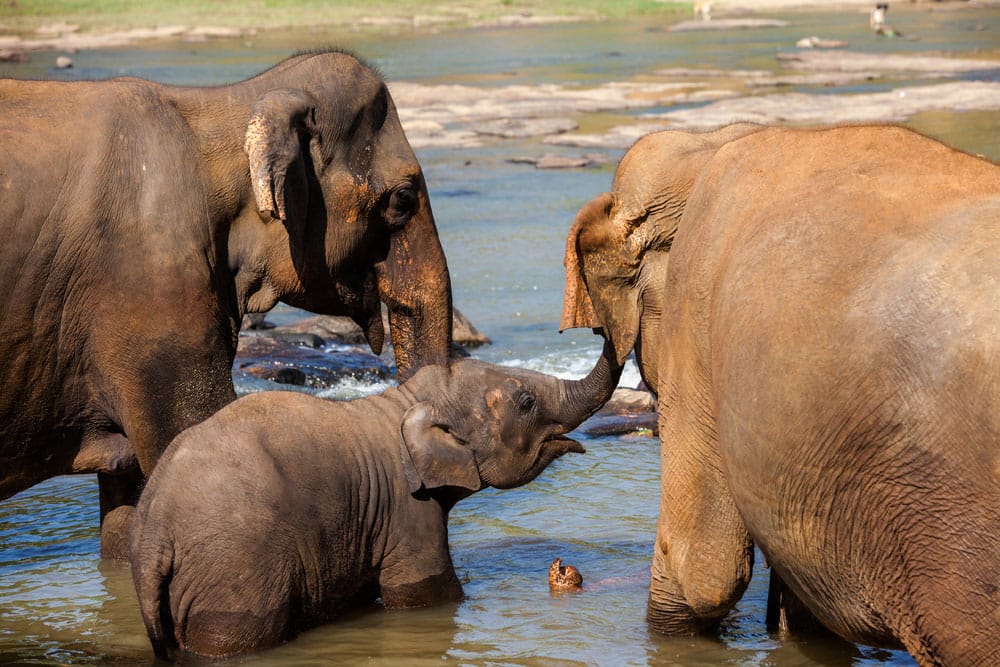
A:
[391, 48, 999, 153]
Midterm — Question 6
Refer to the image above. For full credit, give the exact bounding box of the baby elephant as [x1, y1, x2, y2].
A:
[130, 344, 620, 658]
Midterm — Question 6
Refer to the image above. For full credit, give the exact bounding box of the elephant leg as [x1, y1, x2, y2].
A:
[646, 379, 754, 635]
[98, 467, 143, 562]
[765, 569, 828, 635]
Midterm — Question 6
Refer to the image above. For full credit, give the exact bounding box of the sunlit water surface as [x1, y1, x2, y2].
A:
[4, 7, 998, 665]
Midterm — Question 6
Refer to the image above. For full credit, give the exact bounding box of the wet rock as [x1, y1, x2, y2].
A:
[579, 387, 657, 437]
[271, 315, 369, 345]
[473, 14, 586, 29]
[392, 80, 721, 149]
[776, 50, 999, 75]
[543, 123, 671, 150]
[400, 119, 482, 149]
[647, 80, 1000, 130]
[795, 36, 848, 49]
[477, 117, 578, 139]
[268, 307, 491, 349]
[669, 18, 789, 31]
[235, 332, 392, 389]
[0, 50, 29, 63]
[234, 306, 488, 387]
[508, 152, 610, 169]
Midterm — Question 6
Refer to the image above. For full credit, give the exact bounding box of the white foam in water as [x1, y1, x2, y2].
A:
[315, 377, 398, 401]
[497, 349, 642, 389]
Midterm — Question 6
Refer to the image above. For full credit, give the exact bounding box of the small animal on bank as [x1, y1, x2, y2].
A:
[130, 343, 621, 658]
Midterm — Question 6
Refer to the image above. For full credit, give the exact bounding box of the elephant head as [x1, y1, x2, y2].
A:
[399, 340, 622, 494]
[560, 123, 761, 390]
[240, 51, 452, 377]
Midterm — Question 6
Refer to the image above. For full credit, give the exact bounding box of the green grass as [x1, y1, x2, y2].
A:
[0, 1, 691, 34]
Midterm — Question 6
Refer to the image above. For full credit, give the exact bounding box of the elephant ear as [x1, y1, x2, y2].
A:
[560, 192, 609, 333]
[561, 191, 642, 367]
[399, 403, 482, 495]
[243, 88, 319, 222]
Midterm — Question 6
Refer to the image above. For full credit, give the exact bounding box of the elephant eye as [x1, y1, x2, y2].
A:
[386, 186, 418, 228]
[516, 392, 536, 413]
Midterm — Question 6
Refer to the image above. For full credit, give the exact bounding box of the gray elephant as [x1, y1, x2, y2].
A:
[562, 124, 999, 666]
[129, 342, 622, 658]
[0, 50, 452, 557]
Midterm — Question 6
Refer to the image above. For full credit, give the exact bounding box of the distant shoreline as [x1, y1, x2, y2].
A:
[0, 0, 990, 58]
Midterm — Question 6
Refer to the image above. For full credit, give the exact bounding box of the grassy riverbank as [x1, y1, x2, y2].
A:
[0, 0, 691, 34]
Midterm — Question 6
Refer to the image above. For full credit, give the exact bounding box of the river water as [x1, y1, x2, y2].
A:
[2, 6, 998, 665]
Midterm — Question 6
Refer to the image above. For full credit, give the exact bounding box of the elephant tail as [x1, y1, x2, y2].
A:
[133, 538, 178, 658]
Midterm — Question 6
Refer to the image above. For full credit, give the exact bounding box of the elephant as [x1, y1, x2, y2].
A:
[0, 49, 452, 557]
[561, 123, 999, 666]
[129, 341, 622, 658]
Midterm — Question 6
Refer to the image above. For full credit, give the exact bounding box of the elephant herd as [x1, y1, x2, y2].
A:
[1, 50, 997, 666]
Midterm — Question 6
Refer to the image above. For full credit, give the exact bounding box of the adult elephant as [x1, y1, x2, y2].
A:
[561, 123, 999, 666]
[0, 49, 453, 557]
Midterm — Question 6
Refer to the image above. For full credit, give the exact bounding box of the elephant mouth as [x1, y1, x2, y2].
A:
[348, 271, 385, 356]
[352, 304, 385, 356]
[543, 434, 586, 455]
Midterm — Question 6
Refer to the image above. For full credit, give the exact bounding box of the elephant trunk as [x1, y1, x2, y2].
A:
[377, 199, 454, 380]
[556, 339, 624, 429]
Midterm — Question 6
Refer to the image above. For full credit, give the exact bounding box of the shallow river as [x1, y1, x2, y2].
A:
[2, 6, 998, 665]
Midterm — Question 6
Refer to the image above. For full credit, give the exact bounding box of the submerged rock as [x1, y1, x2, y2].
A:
[251, 307, 491, 349]
[235, 332, 392, 389]
[233, 307, 490, 391]
[507, 152, 610, 169]
[579, 387, 657, 437]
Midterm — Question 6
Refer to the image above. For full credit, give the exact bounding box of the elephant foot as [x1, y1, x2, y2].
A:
[549, 558, 583, 592]
[100, 504, 134, 562]
[646, 590, 728, 635]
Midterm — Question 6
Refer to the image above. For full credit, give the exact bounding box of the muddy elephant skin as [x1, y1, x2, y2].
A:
[0, 50, 453, 539]
[130, 343, 621, 658]
[562, 124, 999, 666]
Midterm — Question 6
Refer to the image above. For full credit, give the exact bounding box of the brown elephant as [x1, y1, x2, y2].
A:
[130, 342, 622, 658]
[0, 50, 452, 557]
[561, 123, 999, 666]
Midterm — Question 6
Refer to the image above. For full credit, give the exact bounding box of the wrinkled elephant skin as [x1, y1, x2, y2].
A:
[130, 343, 621, 658]
[562, 124, 999, 666]
[0, 51, 453, 553]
